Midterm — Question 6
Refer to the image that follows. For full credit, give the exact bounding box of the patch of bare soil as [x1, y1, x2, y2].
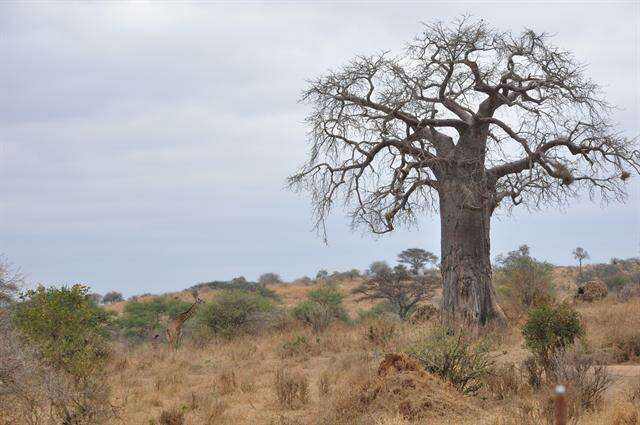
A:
[358, 353, 478, 421]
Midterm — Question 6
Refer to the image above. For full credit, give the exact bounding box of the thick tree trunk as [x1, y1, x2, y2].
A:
[439, 179, 506, 326]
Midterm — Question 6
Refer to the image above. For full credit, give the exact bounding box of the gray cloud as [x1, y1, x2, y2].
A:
[1, 2, 638, 295]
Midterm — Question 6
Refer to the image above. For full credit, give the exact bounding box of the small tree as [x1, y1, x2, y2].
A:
[315, 269, 331, 284]
[522, 303, 584, 374]
[117, 297, 191, 342]
[494, 245, 555, 315]
[353, 262, 439, 320]
[0, 255, 23, 307]
[13, 284, 112, 377]
[102, 291, 124, 304]
[258, 272, 282, 285]
[292, 284, 347, 331]
[195, 288, 274, 338]
[397, 248, 438, 274]
[573, 247, 590, 278]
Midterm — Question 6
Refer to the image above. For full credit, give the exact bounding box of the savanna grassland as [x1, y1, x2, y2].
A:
[3, 257, 640, 425]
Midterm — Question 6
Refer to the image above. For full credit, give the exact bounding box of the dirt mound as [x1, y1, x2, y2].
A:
[576, 280, 608, 302]
[409, 304, 439, 324]
[358, 353, 477, 420]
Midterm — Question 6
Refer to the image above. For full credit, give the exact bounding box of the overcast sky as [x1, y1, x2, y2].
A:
[1, 1, 639, 296]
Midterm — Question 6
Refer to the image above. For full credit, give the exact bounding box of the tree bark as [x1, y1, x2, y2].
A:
[438, 174, 506, 326]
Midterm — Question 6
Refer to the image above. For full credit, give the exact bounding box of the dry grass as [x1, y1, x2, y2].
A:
[578, 297, 640, 363]
[100, 278, 640, 425]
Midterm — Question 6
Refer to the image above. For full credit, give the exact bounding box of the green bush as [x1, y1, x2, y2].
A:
[604, 275, 630, 292]
[292, 284, 347, 331]
[494, 245, 555, 314]
[13, 284, 112, 378]
[194, 289, 274, 338]
[291, 301, 333, 332]
[281, 335, 311, 358]
[102, 290, 124, 304]
[522, 303, 584, 370]
[408, 327, 494, 394]
[117, 297, 192, 342]
[356, 302, 393, 321]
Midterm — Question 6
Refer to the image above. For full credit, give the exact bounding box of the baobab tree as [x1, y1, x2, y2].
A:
[572, 247, 590, 277]
[289, 17, 639, 325]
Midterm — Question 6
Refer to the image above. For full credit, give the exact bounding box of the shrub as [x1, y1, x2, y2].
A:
[102, 291, 124, 304]
[550, 348, 612, 415]
[13, 284, 112, 377]
[280, 335, 311, 358]
[522, 303, 584, 372]
[618, 283, 640, 301]
[356, 302, 392, 321]
[484, 362, 525, 400]
[274, 368, 309, 409]
[308, 284, 345, 314]
[315, 269, 332, 284]
[292, 276, 313, 285]
[408, 304, 440, 324]
[117, 297, 191, 342]
[291, 301, 333, 332]
[365, 317, 397, 346]
[10, 284, 115, 424]
[329, 269, 361, 282]
[258, 272, 282, 285]
[408, 327, 494, 394]
[215, 370, 238, 395]
[606, 275, 631, 292]
[292, 284, 347, 331]
[494, 245, 555, 315]
[159, 407, 185, 425]
[195, 288, 274, 337]
[0, 255, 22, 306]
[88, 292, 103, 304]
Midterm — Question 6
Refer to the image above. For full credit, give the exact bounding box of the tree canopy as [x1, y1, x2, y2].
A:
[289, 16, 639, 237]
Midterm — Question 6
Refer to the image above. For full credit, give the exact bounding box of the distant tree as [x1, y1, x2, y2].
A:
[230, 276, 248, 285]
[102, 291, 124, 304]
[0, 255, 23, 307]
[353, 262, 439, 320]
[293, 276, 313, 285]
[573, 247, 590, 277]
[397, 248, 438, 274]
[87, 293, 103, 304]
[495, 245, 530, 265]
[258, 272, 282, 285]
[494, 245, 554, 315]
[367, 261, 391, 276]
[315, 269, 330, 283]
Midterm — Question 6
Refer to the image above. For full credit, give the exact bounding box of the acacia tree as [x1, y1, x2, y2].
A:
[289, 17, 639, 325]
[353, 263, 439, 320]
[397, 248, 438, 274]
[572, 247, 590, 277]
